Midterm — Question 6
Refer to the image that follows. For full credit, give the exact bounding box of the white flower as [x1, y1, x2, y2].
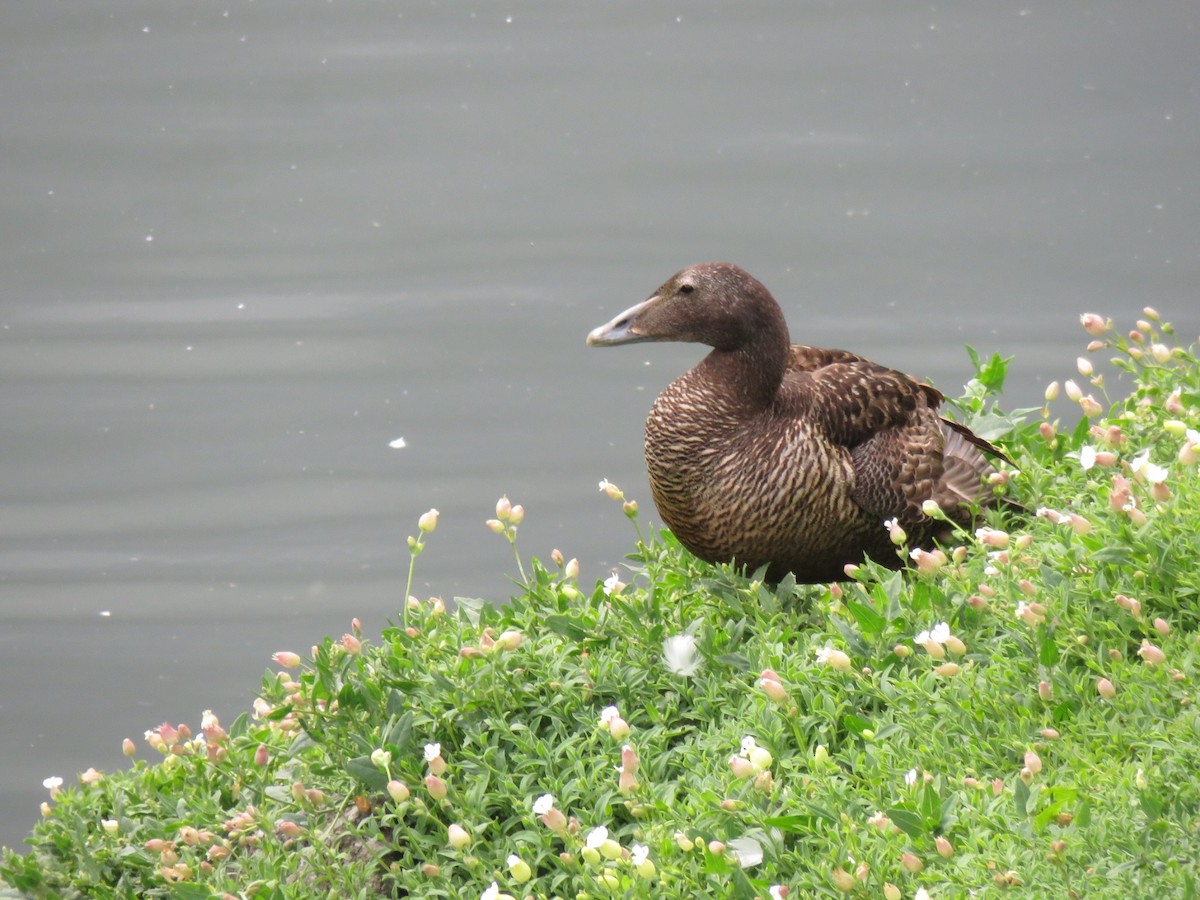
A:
[1130, 449, 1169, 484]
[586, 825, 609, 850]
[598, 478, 624, 500]
[769, 887, 786, 900]
[1079, 445, 1097, 471]
[532, 793, 555, 815]
[598, 705, 620, 726]
[663, 634, 701, 676]
[915, 622, 950, 645]
[481, 882, 500, 900]
[423, 742, 441, 761]
[740, 736, 758, 757]
[42, 776, 63, 794]
[602, 571, 624, 596]
[914, 889, 931, 900]
[904, 768, 918, 787]
[631, 843, 650, 865]
[729, 835, 763, 868]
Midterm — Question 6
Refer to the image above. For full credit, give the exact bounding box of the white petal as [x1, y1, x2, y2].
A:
[729, 836, 763, 868]
[663, 634, 700, 676]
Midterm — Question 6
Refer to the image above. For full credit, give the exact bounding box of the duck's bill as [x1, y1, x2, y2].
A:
[586, 297, 656, 346]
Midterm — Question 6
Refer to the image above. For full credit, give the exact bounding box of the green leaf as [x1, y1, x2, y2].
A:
[454, 596, 488, 626]
[761, 814, 818, 833]
[544, 614, 591, 641]
[1014, 778, 1030, 816]
[830, 616, 870, 658]
[1140, 791, 1165, 820]
[346, 756, 389, 792]
[842, 714, 873, 737]
[885, 806, 926, 839]
[1039, 630, 1060, 667]
[845, 598, 888, 635]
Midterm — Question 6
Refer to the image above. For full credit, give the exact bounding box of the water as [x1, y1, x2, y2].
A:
[2, 2, 1198, 850]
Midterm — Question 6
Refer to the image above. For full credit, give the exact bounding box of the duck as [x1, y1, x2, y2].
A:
[586, 262, 1008, 583]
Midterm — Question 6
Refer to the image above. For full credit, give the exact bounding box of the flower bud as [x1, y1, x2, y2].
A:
[674, 830, 695, 851]
[507, 854, 532, 883]
[1097, 677, 1116, 699]
[495, 629, 523, 652]
[935, 835, 954, 858]
[417, 508, 439, 533]
[272, 651, 301, 669]
[1024, 749, 1042, 774]
[1076, 356, 1094, 377]
[1044, 380, 1060, 402]
[884, 883, 902, 900]
[424, 774, 447, 800]
[1137, 640, 1165, 666]
[933, 662, 961, 677]
[831, 867, 856, 892]
[447, 823, 471, 850]
[370, 748, 391, 771]
[900, 851, 924, 873]
[495, 496, 512, 520]
[122, 738, 136, 757]
[729, 755, 755, 778]
[387, 780, 409, 803]
[1038, 680, 1053, 701]
[1064, 379, 1083, 402]
[1080, 313, 1107, 336]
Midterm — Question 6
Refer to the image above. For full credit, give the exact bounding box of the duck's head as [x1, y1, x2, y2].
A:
[586, 263, 789, 352]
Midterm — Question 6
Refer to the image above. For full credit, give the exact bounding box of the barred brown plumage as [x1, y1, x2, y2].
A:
[587, 262, 1009, 583]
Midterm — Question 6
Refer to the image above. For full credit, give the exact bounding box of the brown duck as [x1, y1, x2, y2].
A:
[586, 262, 1006, 583]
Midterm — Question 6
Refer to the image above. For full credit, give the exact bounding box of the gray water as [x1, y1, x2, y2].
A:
[2, 2, 1198, 851]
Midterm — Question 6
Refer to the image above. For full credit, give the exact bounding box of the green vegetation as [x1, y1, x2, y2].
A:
[4, 310, 1200, 899]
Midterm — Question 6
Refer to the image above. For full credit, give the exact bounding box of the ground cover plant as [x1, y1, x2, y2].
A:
[4, 309, 1200, 899]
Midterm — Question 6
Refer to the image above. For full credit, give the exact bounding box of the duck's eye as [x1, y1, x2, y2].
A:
[678, 283, 695, 295]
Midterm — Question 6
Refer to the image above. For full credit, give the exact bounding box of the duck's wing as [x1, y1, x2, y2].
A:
[785, 345, 943, 446]
[784, 345, 1002, 524]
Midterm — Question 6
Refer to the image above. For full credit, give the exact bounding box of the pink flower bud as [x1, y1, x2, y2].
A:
[494, 629, 523, 651]
[1080, 313, 1107, 336]
[831, 867, 856, 892]
[425, 774, 447, 800]
[253, 744, 269, 767]
[1097, 677, 1116, 699]
[495, 496, 512, 520]
[341, 633, 362, 654]
[1076, 357, 1094, 377]
[1079, 395, 1103, 418]
[1137, 640, 1165, 666]
[277, 820, 302, 839]
[933, 662, 961, 677]
[1038, 680, 1053, 701]
[508, 504, 525, 524]
[729, 755, 755, 778]
[900, 851, 924, 873]
[1154, 617, 1170, 635]
[975, 527, 1010, 549]
[122, 738, 136, 757]
[272, 651, 301, 669]
[485, 518, 505, 534]
[935, 835, 954, 858]
[1039, 421, 1056, 443]
[1024, 749, 1042, 774]
[1064, 379, 1083, 402]
[759, 675, 788, 702]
